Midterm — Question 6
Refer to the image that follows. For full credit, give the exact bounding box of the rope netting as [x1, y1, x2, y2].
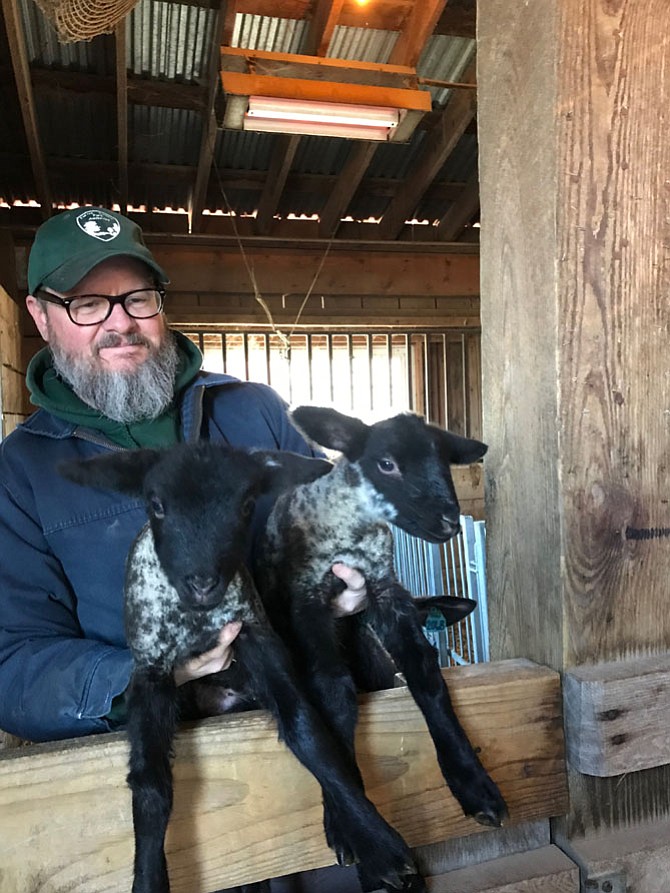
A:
[33, 0, 139, 42]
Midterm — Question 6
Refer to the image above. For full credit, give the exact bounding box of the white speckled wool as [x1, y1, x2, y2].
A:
[124, 524, 264, 672]
[263, 461, 396, 598]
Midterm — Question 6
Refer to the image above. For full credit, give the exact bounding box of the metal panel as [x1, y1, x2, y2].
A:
[392, 517, 490, 667]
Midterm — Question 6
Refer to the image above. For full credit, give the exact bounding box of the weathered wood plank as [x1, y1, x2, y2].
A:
[151, 246, 480, 297]
[167, 291, 480, 328]
[425, 845, 578, 893]
[0, 660, 567, 893]
[563, 654, 670, 777]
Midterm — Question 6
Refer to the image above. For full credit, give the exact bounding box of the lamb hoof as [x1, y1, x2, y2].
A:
[380, 870, 426, 892]
[335, 847, 357, 867]
[473, 806, 507, 828]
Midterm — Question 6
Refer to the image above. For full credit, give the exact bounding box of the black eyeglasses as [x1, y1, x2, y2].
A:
[35, 287, 166, 326]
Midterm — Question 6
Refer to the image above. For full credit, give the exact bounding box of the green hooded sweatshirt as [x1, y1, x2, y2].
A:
[26, 331, 203, 449]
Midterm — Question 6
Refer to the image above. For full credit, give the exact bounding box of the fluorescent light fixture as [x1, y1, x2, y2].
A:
[244, 96, 401, 141]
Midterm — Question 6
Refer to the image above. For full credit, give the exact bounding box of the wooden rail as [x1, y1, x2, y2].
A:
[563, 653, 670, 776]
[0, 659, 568, 893]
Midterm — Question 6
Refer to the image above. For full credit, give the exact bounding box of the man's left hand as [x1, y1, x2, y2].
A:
[331, 563, 367, 617]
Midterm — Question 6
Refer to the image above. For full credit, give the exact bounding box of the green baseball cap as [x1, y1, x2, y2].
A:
[27, 207, 169, 295]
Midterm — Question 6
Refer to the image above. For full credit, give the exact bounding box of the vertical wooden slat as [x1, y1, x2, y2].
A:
[405, 333, 413, 412]
[264, 333, 271, 386]
[307, 333, 314, 402]
[327, 333, 334, 404]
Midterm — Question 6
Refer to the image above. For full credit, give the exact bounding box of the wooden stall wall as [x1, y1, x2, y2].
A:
[146, 240, 481, 329]
[0, 232, 30, 438]
[479, 0, 670, 881]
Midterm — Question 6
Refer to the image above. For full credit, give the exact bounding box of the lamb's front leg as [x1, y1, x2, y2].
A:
[234, 624, 425, 892]
[289, 598, 361, 765]
[366, 581, 508, 828]
[126, 665, 179, 893]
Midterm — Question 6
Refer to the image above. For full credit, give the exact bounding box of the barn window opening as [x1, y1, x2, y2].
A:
[181, 328, 482, 439]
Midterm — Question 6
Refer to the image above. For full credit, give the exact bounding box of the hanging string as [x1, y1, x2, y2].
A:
[210, 154, 290, 355]
[210, 152, 336, 358]
[287, 234, 335, 340]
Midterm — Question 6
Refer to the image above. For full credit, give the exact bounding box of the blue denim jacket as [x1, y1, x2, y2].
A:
[0, 373, 314, 741]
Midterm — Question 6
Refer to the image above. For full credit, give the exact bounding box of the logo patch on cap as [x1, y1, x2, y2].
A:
[76, 209, 121, 242]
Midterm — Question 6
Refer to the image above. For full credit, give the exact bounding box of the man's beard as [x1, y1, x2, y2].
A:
[49, 328, 180, 424]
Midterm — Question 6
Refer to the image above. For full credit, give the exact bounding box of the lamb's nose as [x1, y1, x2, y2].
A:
[185, 574, 219, 601]
[442, 516, 461, 538]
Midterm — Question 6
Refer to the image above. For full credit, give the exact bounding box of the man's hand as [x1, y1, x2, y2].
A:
[173, 621, 242, 687]
[331, 562, 368, 617]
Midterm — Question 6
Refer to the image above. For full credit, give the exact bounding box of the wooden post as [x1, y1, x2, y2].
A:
[479, 0, 670, 858]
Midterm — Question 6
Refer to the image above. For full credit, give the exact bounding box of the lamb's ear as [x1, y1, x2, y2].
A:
[439, 430, 488, 465]
[252, 450, 333, 494]
[57, 449, 162, 496]
[414, 595, 477, 626]
[290, 406, 369, 458]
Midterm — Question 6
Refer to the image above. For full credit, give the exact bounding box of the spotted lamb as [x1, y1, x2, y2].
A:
[256, 408, 508, 891]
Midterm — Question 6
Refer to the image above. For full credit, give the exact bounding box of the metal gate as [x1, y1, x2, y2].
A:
[392, 516, 490, 667]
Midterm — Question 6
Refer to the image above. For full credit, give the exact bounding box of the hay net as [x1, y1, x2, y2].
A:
[33, 0, 140, 42]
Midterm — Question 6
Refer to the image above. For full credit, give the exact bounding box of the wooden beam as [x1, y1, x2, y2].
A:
[437, 171, 479, 241]
[318, 141, 379, 239]
[220, 48, 422, 89]
[167, 293, 480, 329]
[115, 23, 129, 214]
[189, 2, 227, 232]
[148, 242, 481, 296]
[563, 654, 670, 777]
[377, 57, 476, 240]
[254, 134, 301, 235]
[0, 659, 568, 892]
[388, 0, 448, 68]
[1, 0, 52, 217]
[303, 0, 344, 56]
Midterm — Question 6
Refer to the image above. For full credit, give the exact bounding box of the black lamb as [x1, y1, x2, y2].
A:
[255, 407, 508, 892]
[59, 443, 427, 893]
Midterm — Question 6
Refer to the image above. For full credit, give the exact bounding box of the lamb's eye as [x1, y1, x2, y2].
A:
[377, 458, 399, 475]
[149, 496, 165, 519]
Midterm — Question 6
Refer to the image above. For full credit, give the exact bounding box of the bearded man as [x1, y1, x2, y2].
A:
[0, 207, 366, 745]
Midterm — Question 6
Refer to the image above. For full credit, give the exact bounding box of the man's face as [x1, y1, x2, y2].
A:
[26, 256, 179, 423]
[26, 256, 168, 374]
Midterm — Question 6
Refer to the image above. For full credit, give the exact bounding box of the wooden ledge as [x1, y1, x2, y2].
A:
[425, 845, 578, 892]
[0, 659, 567, 893]
[563, 653, 670, 776]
